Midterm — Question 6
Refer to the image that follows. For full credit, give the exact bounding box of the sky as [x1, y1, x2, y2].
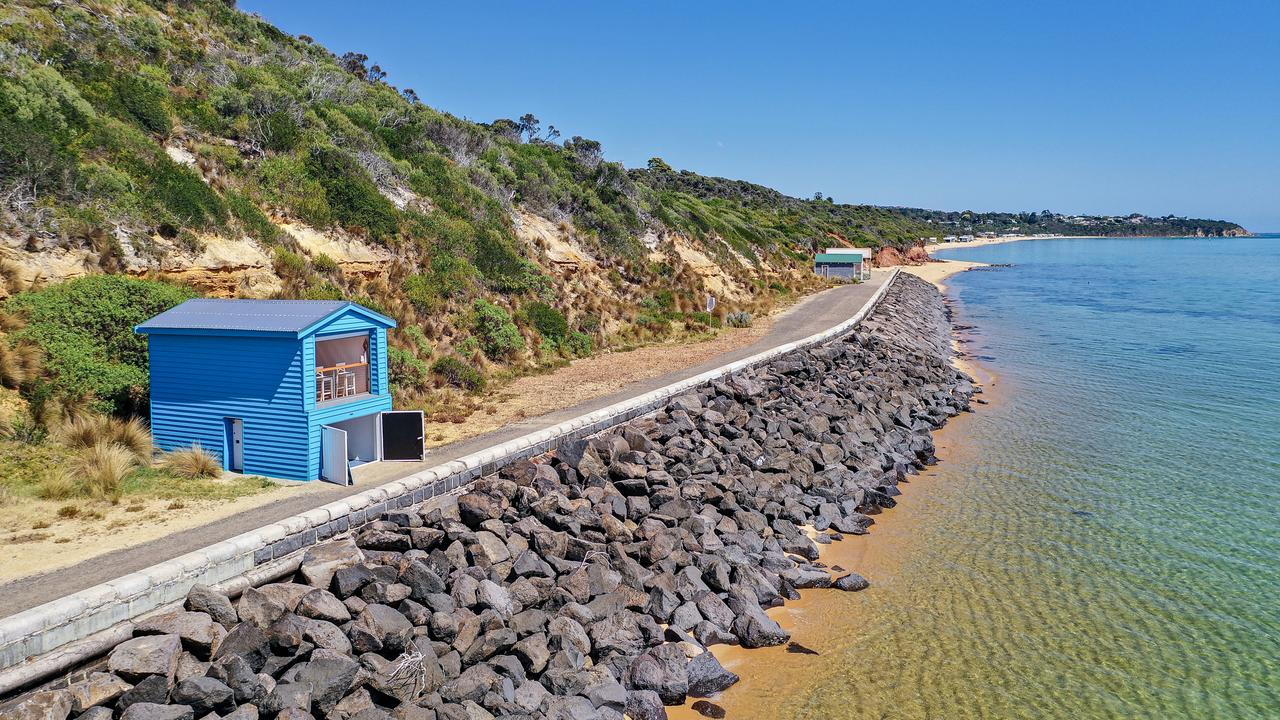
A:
[243, 0, 1280, 231]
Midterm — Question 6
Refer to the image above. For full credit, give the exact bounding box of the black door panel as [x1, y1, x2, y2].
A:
[381, 412, 424, 461]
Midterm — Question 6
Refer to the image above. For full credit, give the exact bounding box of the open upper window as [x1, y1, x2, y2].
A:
[315, 334, 371, 402]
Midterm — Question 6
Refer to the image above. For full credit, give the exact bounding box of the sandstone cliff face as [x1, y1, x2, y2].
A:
[0, 222, 397, 299]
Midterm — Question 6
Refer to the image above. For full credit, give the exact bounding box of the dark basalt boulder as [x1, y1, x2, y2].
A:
[623, 644, 689, 705]
[684, 652, 739, 697]
[170, 677, 233, 715]
[118, 703, 193, 720]
[834, 572, 871, 592]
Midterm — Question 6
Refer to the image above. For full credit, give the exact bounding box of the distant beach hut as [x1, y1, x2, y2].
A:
[814, 248, 871, 281]
[136, 299, 424, 484]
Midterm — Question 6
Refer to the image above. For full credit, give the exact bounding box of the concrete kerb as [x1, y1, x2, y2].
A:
[0, 270, 898, 686]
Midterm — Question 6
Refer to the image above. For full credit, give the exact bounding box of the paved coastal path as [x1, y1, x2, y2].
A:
[0, 271, 891, 615]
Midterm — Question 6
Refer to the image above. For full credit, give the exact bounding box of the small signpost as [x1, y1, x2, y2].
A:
[706, 295, 717, 313]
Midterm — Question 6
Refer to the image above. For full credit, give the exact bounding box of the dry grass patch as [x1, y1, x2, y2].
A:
[59, 415, 154, 461]
[73, 442, 139, 502]
[159, 445, 222, 479]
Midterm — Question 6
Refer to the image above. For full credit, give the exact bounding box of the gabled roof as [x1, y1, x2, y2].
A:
[135, 299, 396, 338]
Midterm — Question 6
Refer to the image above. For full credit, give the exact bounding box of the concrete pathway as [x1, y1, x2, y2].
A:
[0, 272, 891, 614]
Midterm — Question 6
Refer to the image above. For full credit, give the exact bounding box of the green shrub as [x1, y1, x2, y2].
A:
[312, 253, 339, 273]
[6, 276, 197, 415]
[562, 331, 593, 358]
[404, 256, 477, 313]
[471, 299, 524, 360]
[725, 310, 753, 328]
[300, 282, 343, 300]
[635, 313, 670, 333]
[389, 346, 431, 391]
[521, 301, 568, 341]
[258, 111, 301, 152]
[402, 326, 432, 355]
[687, 311, 719, 329]
[305, 146, 399, 242]
[226, 191, 282, 244]
[272, 247, 308, 279]
[116, 72, 171, 134]
[132, 154, 227, 230]
[257, 154, 333, 227]
[431, 355, 485, 392]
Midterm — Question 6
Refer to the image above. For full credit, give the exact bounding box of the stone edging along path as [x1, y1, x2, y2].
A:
[0, 270, 900, 687]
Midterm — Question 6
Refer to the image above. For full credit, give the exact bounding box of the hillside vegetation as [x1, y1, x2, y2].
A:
[0, 0, 923, 410]
[0, 1, 1247, 442]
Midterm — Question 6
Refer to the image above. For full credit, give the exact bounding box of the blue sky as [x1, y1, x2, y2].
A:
[244, 1, 1280, 231]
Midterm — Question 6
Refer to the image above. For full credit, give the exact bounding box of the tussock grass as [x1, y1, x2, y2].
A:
[0, 343, 41, 389]
[59, 415, 153, 462]
[160, 445, 222, 479]
[36, 470, 79, 500]
[73, 441, 139, 502]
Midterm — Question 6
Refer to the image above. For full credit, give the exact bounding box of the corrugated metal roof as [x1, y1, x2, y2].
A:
[814, 252, 866, 264]
[136, 299, 391, 336]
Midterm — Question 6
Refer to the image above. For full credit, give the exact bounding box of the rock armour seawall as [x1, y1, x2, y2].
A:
[1, 274, 974, 720]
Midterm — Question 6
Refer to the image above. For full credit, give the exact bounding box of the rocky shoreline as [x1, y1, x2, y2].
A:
[1, 274, 974, 720]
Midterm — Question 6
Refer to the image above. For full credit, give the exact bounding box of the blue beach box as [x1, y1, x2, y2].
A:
[136, 299, 424, 483]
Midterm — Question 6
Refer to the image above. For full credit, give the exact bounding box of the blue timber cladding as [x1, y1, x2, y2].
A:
[138, 300, 396, 481]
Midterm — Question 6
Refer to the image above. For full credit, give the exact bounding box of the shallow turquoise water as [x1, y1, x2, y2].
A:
[929, 236, 1280, 717]
[707, 236, 1280, 719]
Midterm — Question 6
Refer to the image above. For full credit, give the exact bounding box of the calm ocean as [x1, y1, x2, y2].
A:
[702, 236, 1280, 719]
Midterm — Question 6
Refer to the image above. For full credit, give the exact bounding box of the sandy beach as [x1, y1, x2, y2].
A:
[899, 259, 986, 292]
[922, 234, 1042, 253]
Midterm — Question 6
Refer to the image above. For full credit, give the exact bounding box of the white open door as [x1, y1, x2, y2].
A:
[320, 425, 352, 485]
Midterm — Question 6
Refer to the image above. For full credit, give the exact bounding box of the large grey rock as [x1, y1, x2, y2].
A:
[727, 595, 789, 648]
[114, 676, 171, 710]
[135, 612, 226, 656]
[475, 580, 514, 618]
[109, 635, 182, 681]
[280, 650, 360, 716]
[119, 704, 193, 720]
[834, 572, 871, 591]
[208, 655, 265, 705]
[185, 586, 237, 626]
[170, 677, 233, 715]
[299, 539, 365, 589]
[625, 690, 667, 720]
[212, 622, 272, 672]
[511, 633, 550, 675]
[262, 683, 312, 716]
[623, 644, 689, 705]
[236, 588, 286, 629]
[439, 663, 500, 704]
[349, 603, 412, 654]
[685, 652, 739, 697]
[255, 583, 314, 612]
[296, 588, 351, 623]
[456, 493, 504, 528]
